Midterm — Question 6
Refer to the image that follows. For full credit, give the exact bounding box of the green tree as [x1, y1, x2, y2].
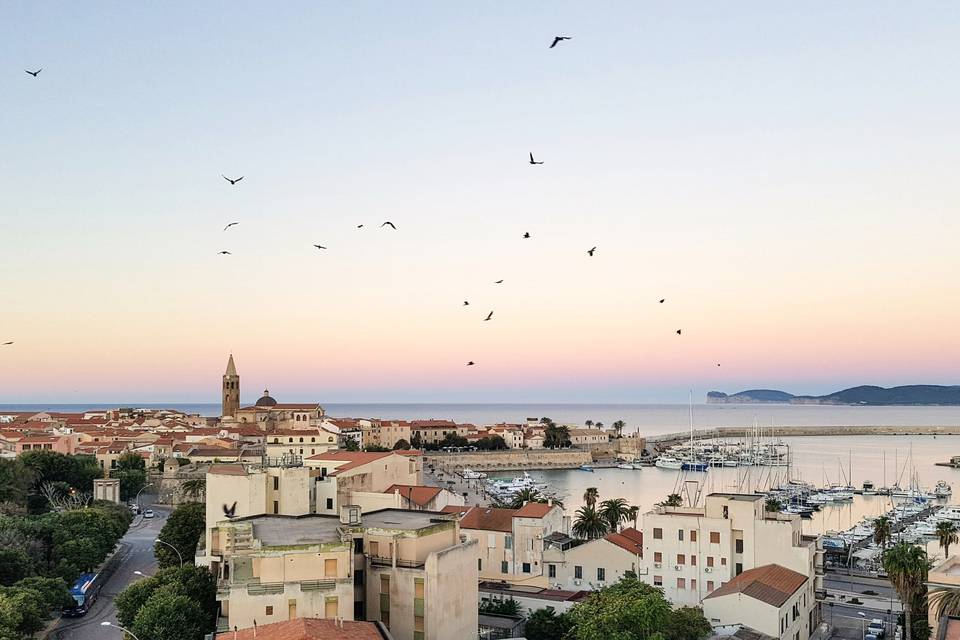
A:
[116, 578, 160, 628]
[116, 452, 146, 471]
[598, 498, 631, 532]
[510, 488, 548, 509]
[0, 588, 46, 638]
[572, 505, 608, 540]
[626, 505, 640, 529]
[181, 478, 206, 500]
[662, 606, 713, 640]
[438, 433, 469, 448]
[612, 420, 626, 439]
[0, 550, 31, 587]
[764, 498, 782, 513]
[392, 439, 411, 450]
[343, 438, 360, 451]
[132, 590, 208, 640]
[873, 515, 893, 548]
[883, 541, 931, 640]
[117, 565, 217, 631]
[660, 493, 683, 507]
[525, 606, 574, 640]
[567, 574, 673, 639]
[928, 587, 960, 621]
[114, 468, 147, 502]
[410, 433, 422, 449]
[0, 460, 32, 509]
[476, 435, 508, 450]
[937, 521, 959, 559]
[583, 487, 599, 508]
[480, 598, 522, 616]
[544, 423, 570, 449]
[363, 444, 391, 452]
[156, 502, 204, 569]
[584, 420, 594, 429]
[11, 577, 72, 612]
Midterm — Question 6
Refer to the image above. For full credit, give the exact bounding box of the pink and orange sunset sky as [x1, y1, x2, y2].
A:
[2, 3, 959, 403]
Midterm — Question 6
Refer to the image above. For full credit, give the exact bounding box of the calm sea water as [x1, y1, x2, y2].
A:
[4, 403, 960, 435]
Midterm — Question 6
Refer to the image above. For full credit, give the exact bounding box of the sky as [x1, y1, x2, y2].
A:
[2, 2, 959, 403]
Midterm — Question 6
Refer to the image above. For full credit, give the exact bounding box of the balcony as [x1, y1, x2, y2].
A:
[367, 555, 426, 569]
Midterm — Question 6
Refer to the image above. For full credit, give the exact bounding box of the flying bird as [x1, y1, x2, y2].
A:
[357, 224, 364, 228]
[549, 36, 572, 48]
[223, 222, 239, 231]
[223, 502, 238, 518]
[587, 247, 596, 256]
[523, 232, 531, 239]
[1, 342, 12, 346]
[313, 244, 327, 250]
[466, 361, 475, 366]
[494, 280, 504, 284]
[221, 175, 244, 185]
[484, 311, 493, 321]
[676, 329, 682, 335]
[659, 299, 665, 304]
[218, 250, 232, 255]
[463, 301, 470, 306]
[381, 221, 397, 230]
[528, 152, 544, 165]
[24, 69, 42, 77]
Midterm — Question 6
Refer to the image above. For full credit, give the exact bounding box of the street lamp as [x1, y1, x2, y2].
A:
[155, 538, 183, 567]
[858, 611, 867, 640]
[101, 621, 142, 640]
[135, 481, 155, 511]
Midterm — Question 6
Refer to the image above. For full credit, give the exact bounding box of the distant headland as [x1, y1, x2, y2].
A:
[706, 385, 960, 406]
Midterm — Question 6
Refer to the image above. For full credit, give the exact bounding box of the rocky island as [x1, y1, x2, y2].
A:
[707, 384, 960, 405]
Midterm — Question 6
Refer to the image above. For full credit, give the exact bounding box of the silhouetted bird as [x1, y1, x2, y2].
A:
[717, 363, 721, 367]
[494, 280, 504, 284]
[357, 224, 364, 228]
[529, 152, 544, 165]
[24, 69, 42, 77]
[381, 221, 397, 230]
[313, 244, 327, 250]
[523, 232, 531, 239]
[587, 247, 596, 256]
[484, 311, 493, 321]
[659, 299, 665, 304]
[1, 342, 12, 346]
[223, 502, 238, 518]
[223, 222, 239, 231]
[221, 175, 243, 185]
[676, 329, 682, 335]
[463, 301, 470, 306]
[218, 250, 232, 255]
[549, 36, 571, 48]
[466, 361, 475, 366]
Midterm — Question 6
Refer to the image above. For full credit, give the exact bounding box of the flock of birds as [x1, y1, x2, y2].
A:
[15, 34, 711, 366]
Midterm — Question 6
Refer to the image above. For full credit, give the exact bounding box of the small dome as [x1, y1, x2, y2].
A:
[255, 389, 277, 407]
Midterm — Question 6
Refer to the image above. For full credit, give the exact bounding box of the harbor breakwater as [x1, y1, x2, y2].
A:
[648, 424, 960, 446]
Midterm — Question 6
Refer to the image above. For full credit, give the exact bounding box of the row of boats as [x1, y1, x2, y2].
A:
[654, 441, 791, 471]
[765, 478, 953, 519]
[822, 504, 960, 551]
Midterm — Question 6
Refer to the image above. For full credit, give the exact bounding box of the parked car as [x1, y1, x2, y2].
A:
[143, 509, 154, 519]
[868, 622, 885, 638]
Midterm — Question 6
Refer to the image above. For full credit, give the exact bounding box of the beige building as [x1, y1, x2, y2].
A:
[928, 555, 960, 634]
[207, 507, 477, 640]
[383, 485, 465, 512]
[306, 451, 422, 516]
[450, 502, 567, 586]
[409, 420, 468, 446]
[264, 428, 339, 460]
[639, 493, 820, 610]
[543, 528, 643, 590]
[567, 428, 610, 446]
[702, 564, 815, 640]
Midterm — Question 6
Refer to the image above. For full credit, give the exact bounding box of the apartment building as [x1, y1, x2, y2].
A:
[206, 507, 477, 640]
[449, 502, 567, 586]
[408, 420, 468, 446]
[928, 555, 960, 635]
[702, 564, 815, 640]
[639, 493, 820, 612]
[264, 428, 339, 459]
[305, 451, 422, 515]
[543, 528, 643, 591]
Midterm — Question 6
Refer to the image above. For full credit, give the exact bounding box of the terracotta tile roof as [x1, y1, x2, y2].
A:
[306, 450, 392, 475]
[208, 464, 249, 476]
[440, 505, 471, 516]
[409, 419, 457, 428]
[384, 484, 442, 507]
[514, 502, 554, 519]
[703, 563, 807, 607]
[459, 506, 515, 533]
[221, 618, 387, 640]
[604, 528, 643, 556]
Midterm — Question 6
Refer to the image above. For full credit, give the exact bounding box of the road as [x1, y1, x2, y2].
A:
[51, 505, 169, 640]
[824, 604, 897, 640]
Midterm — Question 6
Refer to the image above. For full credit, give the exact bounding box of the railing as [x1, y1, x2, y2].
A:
[367, 555, 425, 569]
[300, 579, 337, 592]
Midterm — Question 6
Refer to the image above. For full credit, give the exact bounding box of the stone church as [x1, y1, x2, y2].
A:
[220, 354, 325, 432]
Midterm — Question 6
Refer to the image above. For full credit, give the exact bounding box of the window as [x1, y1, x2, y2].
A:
[326, 498, 334, 510]
[597, 568, 606, 582]
[735, 562, 742, 576]
[574, 566, 583, 580]
[504, 535, 513, 550]
[678, 529, 684, 541]
[735, 539, 744, 554]
[677, 554, 685, 565]
[478, 558, 482, 570]
[370, 541, 379, 556]
[522, 562, 531, 573]
[721, 557, 727, 566]
[501, 561, 509, 573]
[653, 528, 663, 539]
[487, 534, 496, 548]
[707, 556, 714, 567]
[722, 505, 729, 519]
[707, 580, 714, 592]
[325, 597, 338, 618]
[272, 500, 279, 514]
[273, 477, 279, 490]
[265, 606, 274, 615]
[299, 437, 304, 443]
[690, 530, 697, 542]
[324, 558, 337, 577]
[710, 531, 720, 544]
[654, 552, 662, 563]
[548, 564, 556, 578]
[691, 555, 697, 566]
[653, 575, 663, 586]
[677, 577, 685, 589]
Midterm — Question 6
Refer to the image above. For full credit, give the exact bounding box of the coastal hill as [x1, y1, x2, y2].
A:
[707, 385, 960, 405]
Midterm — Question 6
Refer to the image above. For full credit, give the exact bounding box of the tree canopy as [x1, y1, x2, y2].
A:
[156, 502, 205, 569]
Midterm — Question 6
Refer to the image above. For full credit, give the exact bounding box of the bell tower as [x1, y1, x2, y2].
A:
[222, 354, 240, 418]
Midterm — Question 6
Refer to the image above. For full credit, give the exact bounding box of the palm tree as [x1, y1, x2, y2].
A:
[510, 487, 547, 508]
[598, 498, 631, 532]
[594, 421, 604, 430]
[873, 515, 893, 548]
[583, 487, 599, 508]
[928, 587, 960, 620]
[612, 420, 625, 439]
[659, 493, 683, 507]
[626, 505, 640, 529]
[883, 541, 931, 640]
[764, 498, 782, 513]
[937, 521, 959, 559]
[572, 505, 609, 539]
[585, 420, 594, 429]
[181, 477, 206, 500]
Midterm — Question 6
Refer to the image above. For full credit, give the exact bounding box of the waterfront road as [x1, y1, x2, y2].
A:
[824, 604, 899, 640]
[51, 504, 169, 640]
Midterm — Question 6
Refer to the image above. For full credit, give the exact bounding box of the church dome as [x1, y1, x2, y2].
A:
[255, 389, 277, 407]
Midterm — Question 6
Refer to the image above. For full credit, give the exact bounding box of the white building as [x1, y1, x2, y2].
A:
[543, 528, 643, 591]
[702, 563, 816, 640]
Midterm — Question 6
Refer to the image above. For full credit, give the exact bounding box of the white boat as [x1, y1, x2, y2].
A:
[862, 479, 875, 495]
[462, 468, 487, 480]
[935, 481, 952, 498]
[616, 463, 635, 470]
[938, 506, 960, 521]
[655, 456, 683, 470]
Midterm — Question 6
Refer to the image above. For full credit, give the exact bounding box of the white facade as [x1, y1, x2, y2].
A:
[543, 533, 642, 591]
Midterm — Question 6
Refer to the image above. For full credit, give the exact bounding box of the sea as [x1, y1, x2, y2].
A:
[6, 402, 960, 552]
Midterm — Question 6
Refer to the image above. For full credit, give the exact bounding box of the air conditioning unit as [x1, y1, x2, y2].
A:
[653, 562, 662, 569]
[674, 565, 682, 571]
[704, 567, 712, 573]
